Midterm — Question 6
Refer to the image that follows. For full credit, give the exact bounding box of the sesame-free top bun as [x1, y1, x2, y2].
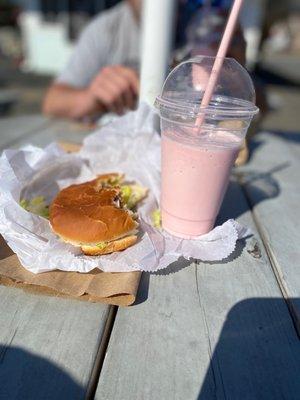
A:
[49, 175, 138, 247]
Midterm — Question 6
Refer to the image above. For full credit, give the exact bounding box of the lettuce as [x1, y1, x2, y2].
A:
[96, 242, 107, 250]
[121, 184, 147, 210]
[151, 209, 161, 228]
[20, 196, 49, 219]
[107, 175, 123, 186]
[120, 185, 132, 205]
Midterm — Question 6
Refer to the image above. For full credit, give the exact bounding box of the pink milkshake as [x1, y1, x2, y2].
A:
[155, 56, 259, 239]
[161, 130, 240, 237]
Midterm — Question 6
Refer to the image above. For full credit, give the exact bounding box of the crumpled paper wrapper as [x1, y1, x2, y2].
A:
[0, 103, 250, 274]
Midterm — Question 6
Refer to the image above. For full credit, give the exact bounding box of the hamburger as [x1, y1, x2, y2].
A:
[49, 173, 147, 255]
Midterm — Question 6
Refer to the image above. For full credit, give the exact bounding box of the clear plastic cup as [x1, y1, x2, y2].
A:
[155, 56, 259, 238]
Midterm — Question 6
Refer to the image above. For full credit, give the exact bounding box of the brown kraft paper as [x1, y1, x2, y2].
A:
[0, 242, 141, 307]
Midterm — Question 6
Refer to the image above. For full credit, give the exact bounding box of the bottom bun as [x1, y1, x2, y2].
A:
[81, 235, 137, 256]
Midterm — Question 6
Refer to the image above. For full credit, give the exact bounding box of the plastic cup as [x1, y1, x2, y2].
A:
[155, 56, 259, 238]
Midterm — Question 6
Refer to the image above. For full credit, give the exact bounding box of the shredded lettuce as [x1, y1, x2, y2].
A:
[121, 184, 147, 210]
[120, 185, 132, 205]
[96, 242, 107, 250]
[19, 199, 29, 209]
[107, 175, 122, 186]
[20, 196, 49, 219]
[151, 209, 161, 228]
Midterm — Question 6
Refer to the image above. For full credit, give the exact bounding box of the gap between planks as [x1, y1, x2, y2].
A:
[85, 305, 118, 400]
[239, 179, 300, 339]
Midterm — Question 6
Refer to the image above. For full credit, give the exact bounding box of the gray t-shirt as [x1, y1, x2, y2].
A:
[56, 2, 140, 88]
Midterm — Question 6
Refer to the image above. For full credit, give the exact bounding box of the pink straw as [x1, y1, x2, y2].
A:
[196, 0, 244, 129]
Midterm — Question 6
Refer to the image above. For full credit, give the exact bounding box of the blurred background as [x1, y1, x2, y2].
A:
[0, 0, 299, 133]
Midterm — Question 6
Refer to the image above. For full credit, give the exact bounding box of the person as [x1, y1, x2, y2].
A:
[44, 0, 257, 165]
[43, 0, 141, 119]
[43, 0, 245, 121]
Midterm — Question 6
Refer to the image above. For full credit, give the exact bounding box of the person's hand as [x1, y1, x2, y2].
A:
[88, 65, 139, 115]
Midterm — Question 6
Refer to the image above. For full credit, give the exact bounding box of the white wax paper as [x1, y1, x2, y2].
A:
[0, 103, 250, 274]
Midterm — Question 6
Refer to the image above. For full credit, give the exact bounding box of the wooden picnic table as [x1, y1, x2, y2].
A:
[0, 115, 299, 400]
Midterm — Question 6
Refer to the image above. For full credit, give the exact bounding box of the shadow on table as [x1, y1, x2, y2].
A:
[247, 130, 300, 163]
[134, 272, 150, 305]
[0, 235, 14, 260]
[255, 64, 300, 88]
[197, 297, 300, 400]
[217, 166, 282, 224]
[134, 258, 193, 304]
[269, 130, 300, 145]
[0, 345, 85, 399]
[134, 257, 190, 304]
[135, 167, 283, 303]
[153, 257, 193, 276]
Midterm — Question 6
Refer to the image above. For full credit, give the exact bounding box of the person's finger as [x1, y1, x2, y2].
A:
[107, 67, 137, 111]
[92, 85, 119, 114]
[92, 78, 125, 114]
[123, 89, 136, 110]
[114, 69, 139, 110]
[115, 66, 140, 95]
[108, 72, 135, 110]
[103, 82, 124, 114]
[121, 86, 135, 110]
[93, 66, 138, 113]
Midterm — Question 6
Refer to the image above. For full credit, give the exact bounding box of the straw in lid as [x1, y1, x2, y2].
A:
[155, 56, 259, 126]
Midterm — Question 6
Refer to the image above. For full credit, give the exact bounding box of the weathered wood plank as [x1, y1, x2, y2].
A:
[241, 132, 300, 333]
[13, 118, 94, 149]
[0, 119, 110, 399]
[95, 180, 300, 400]
[0, 115, 49, 150]
[0, 274, 112, 399]
[195, 180, 300, 400]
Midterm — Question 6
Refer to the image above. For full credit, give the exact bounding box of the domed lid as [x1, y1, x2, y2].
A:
[155, 56, 259, 123]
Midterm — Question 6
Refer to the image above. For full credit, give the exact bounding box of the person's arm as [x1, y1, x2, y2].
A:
[43, 10, 138, 120]
[43, 65, 139, 119]
[43, 84, 102, 119]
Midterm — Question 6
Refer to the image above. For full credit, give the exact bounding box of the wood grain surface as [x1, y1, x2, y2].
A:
[95, 179, 300, 400]
[241, 131, 300, 333]
[1, 117, 299, 400]
[0, 118, 111, 400]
